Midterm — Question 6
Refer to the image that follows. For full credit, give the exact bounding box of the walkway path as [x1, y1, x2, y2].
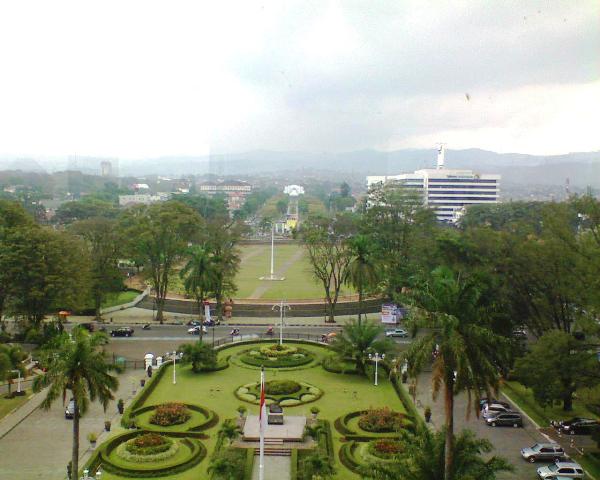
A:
[248, 248, 305, 299]
[251, 455, 291, 480]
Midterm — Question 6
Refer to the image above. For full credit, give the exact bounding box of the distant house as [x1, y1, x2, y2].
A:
[197, 180, 252, 211]
[118, 193, 171, 207]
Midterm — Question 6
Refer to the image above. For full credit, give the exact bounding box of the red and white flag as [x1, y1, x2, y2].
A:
[259, 367, 266, 480]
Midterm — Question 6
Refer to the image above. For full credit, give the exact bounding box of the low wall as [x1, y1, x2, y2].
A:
[137, 296, 382, 318]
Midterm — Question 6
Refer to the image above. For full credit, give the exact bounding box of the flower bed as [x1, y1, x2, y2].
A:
[116, 434, 180, 463]
[260, 344, 298, 357]
[235, 380, 323, 406]
[358, 407, 405, 433]
[150, 403, 191, 427]
[238, 345, 315, 368]
[367, 439, 403, 459]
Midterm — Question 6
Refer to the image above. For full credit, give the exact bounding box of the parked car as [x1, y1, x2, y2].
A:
[482, 403, 512, 419]
[479, 398, 511, 411]
[65, 399, 75, 419]
[537, 461, 584, 479]
[385, 328, 408, 338]
[551, 417, 600, 435]
[485, 411, 523, 427]
[110, 327, 134, 337]
[521, 443, 567, 463]
[187, 326, 208, 335]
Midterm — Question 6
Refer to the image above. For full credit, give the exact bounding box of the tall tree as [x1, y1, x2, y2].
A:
[302, 214, 354, 322]
[365, 426, 512, 480]
[345, 234, 379, 324]
[0, 344, 27, 395]
[403, 267, 507, 480]
[180, 245, 217, 334]
[179, 341, 217, 373]
[120, 201, 202, 323]
[33, 329, 119, 478]
[515, 330, 599, 411]
[71, 218, 123, 319]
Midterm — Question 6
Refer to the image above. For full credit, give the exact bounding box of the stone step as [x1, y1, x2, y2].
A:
[254, 448, 292, 457]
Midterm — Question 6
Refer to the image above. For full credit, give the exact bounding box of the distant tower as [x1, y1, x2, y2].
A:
[436, 144, 446, 170]
[101, 160, 113, 177]
[283, 185, 305, 232]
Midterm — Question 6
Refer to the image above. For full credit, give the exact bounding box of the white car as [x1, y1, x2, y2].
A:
[537, 461, 584, 479]
[187, 326, 208, 335]
[385, 328, 408, 338]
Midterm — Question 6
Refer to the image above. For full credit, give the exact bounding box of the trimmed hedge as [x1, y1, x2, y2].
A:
[131, 403, 219, 433]
[384, 362, 423, 426]
[334, 410, 414, 440]
[244, 448, 254, 480]
[238, 350, 314, 368]
[235, 381, 323, 406]
[338, 441, 364, 474]
[290, 449, 298, 480]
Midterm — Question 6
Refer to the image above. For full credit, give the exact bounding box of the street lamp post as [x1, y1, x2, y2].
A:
[272, 301, 291, 345]
[368, 352, 385, 386]
[169, 351, 179, 385]
[10, 370, 22, 394]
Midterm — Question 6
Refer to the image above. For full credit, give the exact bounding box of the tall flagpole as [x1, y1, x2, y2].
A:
[259, 367, 265, 480]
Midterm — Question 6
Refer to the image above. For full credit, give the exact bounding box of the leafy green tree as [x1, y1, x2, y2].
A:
[0, 344, 27, 395]
[330, 320, 392, 376]
[54, 198, 118, 225]
[515, 330, 599, 411]
[180, 246, 217, 333]
[363, 184, 437, 296]
[218, 420, 242, 445]
[179, 341, 217, 373]
[208, 448, 246, 479]
[365, 426, 512, 480]
[176, 194, 229, 220]
[403, 267, 508, 480]
[33, 329, 119, 478]
[119, 201, 202, 323]
[71, 218, 123, 319]
[302, 214, 354, 322]
[346, 234, 379, 324]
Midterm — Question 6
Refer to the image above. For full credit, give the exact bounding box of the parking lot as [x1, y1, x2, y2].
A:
[414, 372, 554, 479]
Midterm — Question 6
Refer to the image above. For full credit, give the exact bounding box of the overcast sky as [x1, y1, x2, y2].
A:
[0, 0, 598, 158]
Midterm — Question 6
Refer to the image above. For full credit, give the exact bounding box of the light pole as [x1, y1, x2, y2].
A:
[368, 352, 385, 386]
[272, 301, 291, 345]
[10, 370, 22, 394]
[170, 351, 179, 385]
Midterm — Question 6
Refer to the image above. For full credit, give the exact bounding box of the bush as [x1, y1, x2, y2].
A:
[150, 403, 191, 427]
[125, 433, 172, 455]
[265, 380, 301, 395]
[368, 439, 403, 459]
[260, 344, 298, 357]
[358, 407, 404, 433]
[238, 348, 314, 368]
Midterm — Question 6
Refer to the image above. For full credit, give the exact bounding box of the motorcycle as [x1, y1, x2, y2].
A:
[230, 329, 240, 336]
[266, 327, 274, 336]
[142, 323, 152, 330]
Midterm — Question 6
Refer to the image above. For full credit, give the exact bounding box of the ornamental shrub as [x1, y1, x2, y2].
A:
[117, 436, 179, 463]
[358, 407, 404, 433]
[124, 433, 173, 455]
[368, 439, 403, 459]
[259, 344, 298, 357]
[264, 380, 301, 395]
[150, 403, 191, 427]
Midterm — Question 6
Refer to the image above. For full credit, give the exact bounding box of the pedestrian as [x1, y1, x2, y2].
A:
[147, 365, 153, 378]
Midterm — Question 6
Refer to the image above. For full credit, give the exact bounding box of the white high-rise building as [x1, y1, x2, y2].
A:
[366, 146, 501, 223]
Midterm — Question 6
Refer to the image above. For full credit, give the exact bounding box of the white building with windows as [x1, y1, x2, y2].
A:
[367, 146, 501, 223]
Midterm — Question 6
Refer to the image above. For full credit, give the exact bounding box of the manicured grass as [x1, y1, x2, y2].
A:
[503, 380, 599, 427]
[98, 341, 406, 480]
[0, 391, 30, 420]
[102, 290, 140, 308]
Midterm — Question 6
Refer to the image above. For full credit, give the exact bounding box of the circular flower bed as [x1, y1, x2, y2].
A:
[238, 345, 315, 368]
[260, 344, 298, 357]
[235, 380, 323, 406]
[368, 439, 403, 459]
[150, 402, 191, 427]
[116, 433, 180, 463]
[264, 380, 301, 395]
[358, 407, 405, 433]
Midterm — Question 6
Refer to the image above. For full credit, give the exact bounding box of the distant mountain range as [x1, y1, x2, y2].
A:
[0, 149, 599, 187]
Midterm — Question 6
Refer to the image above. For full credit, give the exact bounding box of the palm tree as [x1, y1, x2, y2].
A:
[365, 426, 512, 480]
[402, 267, 508, 480]
[345, 234, 379, 324]
[180, 341, 217, 373]
[330, 320, 392, 376]
[180, 245, 217, 338]
[33, 329, 119, 478]
[219, 420, 242, 445]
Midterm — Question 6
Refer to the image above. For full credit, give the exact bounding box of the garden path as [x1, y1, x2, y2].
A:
[251, 455, 291, 480]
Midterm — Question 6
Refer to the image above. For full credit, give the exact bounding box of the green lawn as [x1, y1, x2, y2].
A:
[102, 290, 140, 308]
[98, 341, 408, 480]
[0, 391, 31, 421]
[171, 243, 354, 300]
[503, 380, 600, 427]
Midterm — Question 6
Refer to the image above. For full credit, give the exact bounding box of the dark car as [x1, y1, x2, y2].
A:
[485, 411, 523, 428]
[551, 417, 600, 435]
[110, 327, 134, 337]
